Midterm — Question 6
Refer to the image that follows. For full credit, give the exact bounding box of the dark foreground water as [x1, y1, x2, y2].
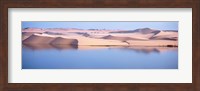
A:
[22, 44, 178, 69]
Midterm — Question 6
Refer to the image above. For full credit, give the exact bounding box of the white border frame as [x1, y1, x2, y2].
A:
[8, 8, 192, 83]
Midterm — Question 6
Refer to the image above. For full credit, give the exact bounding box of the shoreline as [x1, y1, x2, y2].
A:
[22, 43, 178, 47]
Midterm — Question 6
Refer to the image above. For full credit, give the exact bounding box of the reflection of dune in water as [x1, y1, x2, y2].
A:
[77, 46, 177, 53]
[23, 44, 78, 50]
[119, 47, 177, 54]
[51, 44, 78, 50]
[23, 44, 177, 53]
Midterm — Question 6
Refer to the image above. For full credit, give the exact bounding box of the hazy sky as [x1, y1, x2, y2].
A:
[22, 21, 178, 30]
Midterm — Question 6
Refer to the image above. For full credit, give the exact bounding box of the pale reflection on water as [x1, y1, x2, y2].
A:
[22, 44, 178, 69]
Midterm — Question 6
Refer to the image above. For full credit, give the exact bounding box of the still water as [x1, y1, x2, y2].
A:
[22, 44, 178, 69]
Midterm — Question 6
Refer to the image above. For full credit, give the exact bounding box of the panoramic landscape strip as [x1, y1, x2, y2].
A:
[22, 21, 178, 69]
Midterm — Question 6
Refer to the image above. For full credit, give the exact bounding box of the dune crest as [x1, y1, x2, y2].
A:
[23, 34, 79, 45]
[23, 34, 55, 44]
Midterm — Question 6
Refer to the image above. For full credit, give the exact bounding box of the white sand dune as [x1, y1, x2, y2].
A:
[22, 32, 36, 40]
[150, 31, 178, 40]
[67, 35, 129, 46]
[23, 34, 55, 44]
[23, 34, 79, 45]
[50, 37, 78, 45]
[22, 28, 178, 47]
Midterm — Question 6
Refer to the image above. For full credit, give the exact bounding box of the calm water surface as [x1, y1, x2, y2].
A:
[22, 44, 178, 69]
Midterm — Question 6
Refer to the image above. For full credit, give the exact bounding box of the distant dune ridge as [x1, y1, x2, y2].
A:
[102, 35, 141, 41]
[22, 27, 178, 47]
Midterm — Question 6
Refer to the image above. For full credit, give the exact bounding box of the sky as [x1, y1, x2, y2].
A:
[22, 21, 178, 31]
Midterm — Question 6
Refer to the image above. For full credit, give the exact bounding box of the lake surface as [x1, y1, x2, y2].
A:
[22, 44, 178, 69]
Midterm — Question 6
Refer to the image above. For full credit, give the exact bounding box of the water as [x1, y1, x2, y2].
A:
[22, 44, 178, 69]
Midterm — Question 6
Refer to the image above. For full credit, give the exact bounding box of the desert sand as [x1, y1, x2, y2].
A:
[22, 28, 178, 47]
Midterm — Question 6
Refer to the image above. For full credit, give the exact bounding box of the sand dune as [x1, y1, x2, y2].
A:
[72, 36, 128, 46]
[105, 33, 154, 40]
[150, 31, 178, 41]
[23, 34, 79, 45]
[102, 35, 141, 41]
[22, 28, 178, 47]
[50, 37, 78, 45]
[23, 34, 55, 44]
[22, 32, 38, 40]
[110, 28, 160, 34]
